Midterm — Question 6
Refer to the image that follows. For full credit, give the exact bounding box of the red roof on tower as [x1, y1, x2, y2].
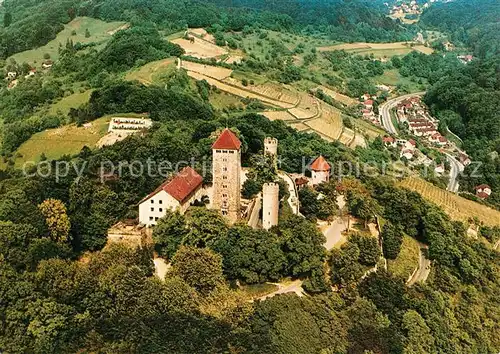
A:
[141, 167, 203, 203]
[212, 128, 241, 150]
[311, 156, 331, 171]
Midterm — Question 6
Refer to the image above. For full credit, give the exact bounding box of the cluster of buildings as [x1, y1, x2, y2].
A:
[396, 97, 448, 147]
[383, 136, 417, 160]
[137, 129, 333, 231]
[389, 0, 429, 17]
[360, 93, 380, 125]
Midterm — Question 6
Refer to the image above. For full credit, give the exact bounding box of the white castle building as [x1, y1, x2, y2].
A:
[138, 166, 203, 226]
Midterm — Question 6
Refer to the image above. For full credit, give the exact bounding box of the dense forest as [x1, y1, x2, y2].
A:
[0, 0, 499, 352]
[421, 0, 500, 208]
[0, 0, 412, 59]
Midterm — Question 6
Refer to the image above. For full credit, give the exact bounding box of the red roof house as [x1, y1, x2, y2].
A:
[475, 184, 492, 198]
[212, 128, 241, 150]
[139, 166, 204, 225]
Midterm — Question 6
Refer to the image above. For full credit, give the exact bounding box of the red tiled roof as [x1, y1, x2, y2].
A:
[476, 191, 489, 199]
[438, 136, 447, 142]
[475, 184, 491, 190]
[364, 100, 374, 105]
[311, 156, 331, 171]
[383, 136, 395, 143]
[212, 128, 241, 150]
[409, 139, 416, 146]
[141, 167, 203, 204]
[295, 177, 309, 186]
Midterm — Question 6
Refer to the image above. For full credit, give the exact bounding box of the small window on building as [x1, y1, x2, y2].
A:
[216, 150, 221, 153]
[223, 158, 227, 162]
[222, 210, 228, 215]
[159, 200, 163, 204]
[155, 217, 159, 221]
[229, 150, 234, 154]
[223, 194, 227, 198]
[159, 208, 163, 212]
[223, 167, 228, 172]
[149, 217, 153, 221]
[151, 207, 154, 212]
[223, 150, 228, 153]
[151, 199, 154, 204]
[223, 176, 227, 180]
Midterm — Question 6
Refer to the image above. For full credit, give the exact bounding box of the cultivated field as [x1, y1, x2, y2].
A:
[317, 42, 434, 58]
[181, 61, 233, 80]
[261, 111, 297, 122]
[125, 58, 176, 85]
[338, 128, 356, 146]
[172, 36, 227, 59]
[289, 107, 317, 120]
[317, 86, 358, 106]
[400, 177, 500, 226]
[305, 116, 343, 141]
[14, 117, 110, 166]
[9, 17, 127, 67]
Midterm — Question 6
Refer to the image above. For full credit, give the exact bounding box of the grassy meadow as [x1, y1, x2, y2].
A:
[9, 17, 127, 67]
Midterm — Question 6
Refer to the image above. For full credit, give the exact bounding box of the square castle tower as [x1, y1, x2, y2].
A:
[212, 129, 242, 223]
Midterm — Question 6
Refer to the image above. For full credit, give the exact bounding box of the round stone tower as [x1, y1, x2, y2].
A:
[262, 182, 279, 230]
[264, 137, 278, 156]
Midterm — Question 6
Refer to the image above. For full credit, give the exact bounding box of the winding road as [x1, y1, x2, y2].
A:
[407, 244, 431, 286]
[379, 92, 464, 193]
[445, 152, 464, 193]
[379, 92, 425, 135]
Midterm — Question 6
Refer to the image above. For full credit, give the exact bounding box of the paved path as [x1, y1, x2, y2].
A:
[379, 92, 426, 135]
[153, 258, 170, 281]
[407, 243, 431, 286]
[258, 279, 304, 300]
[278, 171, 301, 215]
[323, 218, 348, 250]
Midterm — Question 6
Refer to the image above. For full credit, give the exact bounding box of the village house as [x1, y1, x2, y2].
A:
[459, 153, 472, 166]
[434, 164, 445, 175]
[42, 60, 53, 69]
[383, 136, 397, 148]
[6, 71, 17, 80]
[400, 149, 414, 160]
[363, 99, 374, 109]
[475, 184, 492, 199]
[430, 133, 448, 146]
[138, 166, 204, 226]
[457, 55, 474, 64]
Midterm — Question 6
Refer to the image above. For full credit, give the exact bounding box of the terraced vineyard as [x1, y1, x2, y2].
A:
[400, 177, 500, 226]
[317, 86, 358, 106]
[261, 111, 296, 121]
[181, 61, 233, 80]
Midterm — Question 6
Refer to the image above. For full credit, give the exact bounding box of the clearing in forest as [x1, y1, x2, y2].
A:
[387, 235, 420, 280]
[14, 117, 111, 166]
[9, 17, 127, 67]
[399, 177, 500, 227]
[125, 58, 177, 85]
